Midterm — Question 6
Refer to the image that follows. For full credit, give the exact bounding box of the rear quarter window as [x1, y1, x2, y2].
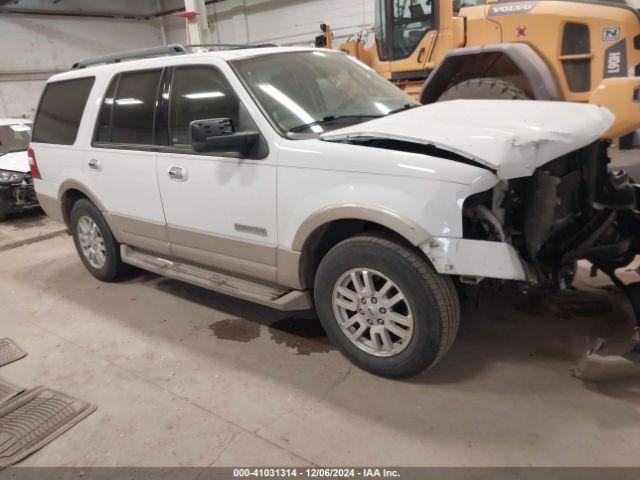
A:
[32, 77, 95, 145]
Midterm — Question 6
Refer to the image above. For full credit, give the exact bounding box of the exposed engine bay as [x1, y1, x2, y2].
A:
[462, 141, 640, 378]
[463, 141, 640, 291]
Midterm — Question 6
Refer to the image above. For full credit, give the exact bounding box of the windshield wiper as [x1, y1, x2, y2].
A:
[387, 103, 421, 115]
[289, 114, 383, 133]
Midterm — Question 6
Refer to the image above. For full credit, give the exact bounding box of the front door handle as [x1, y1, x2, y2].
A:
[168, 166, 188, 182]
[88, 159, 102, 171]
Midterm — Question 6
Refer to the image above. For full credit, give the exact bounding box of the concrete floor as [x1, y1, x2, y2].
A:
[0, 208, 65, 251]
[0, 149, 639, 467]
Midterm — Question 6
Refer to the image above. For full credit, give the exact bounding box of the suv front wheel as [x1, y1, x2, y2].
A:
[69, 198, 129, 282]
[314, 233, 460, 378]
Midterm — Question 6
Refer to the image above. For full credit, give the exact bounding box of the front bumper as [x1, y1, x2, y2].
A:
[0, 176, 39, 217]
[420, 237, 529, 282]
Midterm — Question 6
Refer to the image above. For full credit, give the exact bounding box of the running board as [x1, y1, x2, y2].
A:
[120, 245, 312, 311]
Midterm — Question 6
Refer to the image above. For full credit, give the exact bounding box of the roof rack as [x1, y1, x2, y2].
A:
[187, 43, 279, 50]
[72, 44, 187, 69]
[71, 43, 279, 69]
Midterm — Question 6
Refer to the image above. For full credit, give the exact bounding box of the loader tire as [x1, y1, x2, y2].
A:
[439, 78, 529, 101]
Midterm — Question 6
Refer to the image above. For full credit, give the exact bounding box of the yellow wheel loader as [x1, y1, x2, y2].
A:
[317, 0, 640, 146]
[317, 0, 640, 380]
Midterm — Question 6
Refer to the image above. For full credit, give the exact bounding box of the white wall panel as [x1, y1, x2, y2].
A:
[162, 0, 375, 47]
[2, 0, 376, 118]
[0, 14, 164, 118]
[0, 80, 45, 120]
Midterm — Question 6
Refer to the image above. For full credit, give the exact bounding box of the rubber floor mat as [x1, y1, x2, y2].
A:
[0, 339, 26, 368]
[0, 387, 96, 468]
[0, 380, 23, 405]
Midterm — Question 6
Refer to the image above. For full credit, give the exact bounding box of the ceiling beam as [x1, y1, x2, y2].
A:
[0, 7, 150, 19]
[0, 0, 229, 19]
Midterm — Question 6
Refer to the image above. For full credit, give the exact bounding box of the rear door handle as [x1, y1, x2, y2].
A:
[168, 166, 188, 182]
[88, 159, 102, 171]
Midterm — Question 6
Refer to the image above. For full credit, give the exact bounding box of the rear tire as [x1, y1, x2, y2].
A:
[69, 199, 129, 282]
[314, 233, 460, 378]
[439, 78, 529, 101]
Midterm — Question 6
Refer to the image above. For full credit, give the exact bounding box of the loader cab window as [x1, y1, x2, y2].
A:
[375, 0, 435, 61]
[453, 0, 485, 16]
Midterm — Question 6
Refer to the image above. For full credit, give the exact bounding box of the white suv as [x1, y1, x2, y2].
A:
[32, 45, 639, 377]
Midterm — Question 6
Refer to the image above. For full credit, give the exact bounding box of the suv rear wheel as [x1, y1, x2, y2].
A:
[314, 233, 460, 378]
[69, 199, 129, 282]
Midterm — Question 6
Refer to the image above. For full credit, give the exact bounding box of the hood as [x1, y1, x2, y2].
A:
[321, 100, 615, 180]
[0, 150, 30, 173]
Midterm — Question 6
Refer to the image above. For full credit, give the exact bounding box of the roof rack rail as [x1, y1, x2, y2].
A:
[71, 42, 280, 70]
[72, 44, 188, 69]
[186, 43, 279, 50]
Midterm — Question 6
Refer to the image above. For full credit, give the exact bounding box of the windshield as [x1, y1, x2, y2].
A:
[0, 123, 32, 155]
[232, 51, 417, 135]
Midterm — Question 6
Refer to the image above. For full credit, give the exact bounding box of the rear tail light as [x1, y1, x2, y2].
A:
[27, 147, 42, 180]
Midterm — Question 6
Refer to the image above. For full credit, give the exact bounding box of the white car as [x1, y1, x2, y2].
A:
[31, 45, 639, 377]
[0, 118, 37, 220]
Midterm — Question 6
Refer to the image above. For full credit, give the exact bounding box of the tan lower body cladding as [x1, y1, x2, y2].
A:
[105, 213, 305, 290]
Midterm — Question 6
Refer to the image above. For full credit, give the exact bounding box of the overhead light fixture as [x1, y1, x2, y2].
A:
[183, 91, 225, 99]
[115, 98, 143, 105]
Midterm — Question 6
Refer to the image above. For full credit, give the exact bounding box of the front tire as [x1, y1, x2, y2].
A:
[69, 198, 128, 282]
[314, 233, 460, 378]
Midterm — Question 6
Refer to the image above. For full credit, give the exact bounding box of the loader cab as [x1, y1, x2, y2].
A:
[374, 0, 436, 61]
[374, 0, 484, 62]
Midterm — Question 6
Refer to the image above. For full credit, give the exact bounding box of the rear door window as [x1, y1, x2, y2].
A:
[95, 77, 118, 143]
[32, 77, 94, 145]
[109, 69, 162, 145]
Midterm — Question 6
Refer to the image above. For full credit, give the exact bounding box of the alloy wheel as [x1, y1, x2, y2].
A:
[332, 267, 414, 357]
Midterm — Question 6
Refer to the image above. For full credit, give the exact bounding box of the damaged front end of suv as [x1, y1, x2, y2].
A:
[463, 140, 640, 379]
[464, 141, 639, 291]
[323, 99, 640, 378]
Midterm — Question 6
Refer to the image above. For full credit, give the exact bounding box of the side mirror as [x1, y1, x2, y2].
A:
[190, 118, 259, 156]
